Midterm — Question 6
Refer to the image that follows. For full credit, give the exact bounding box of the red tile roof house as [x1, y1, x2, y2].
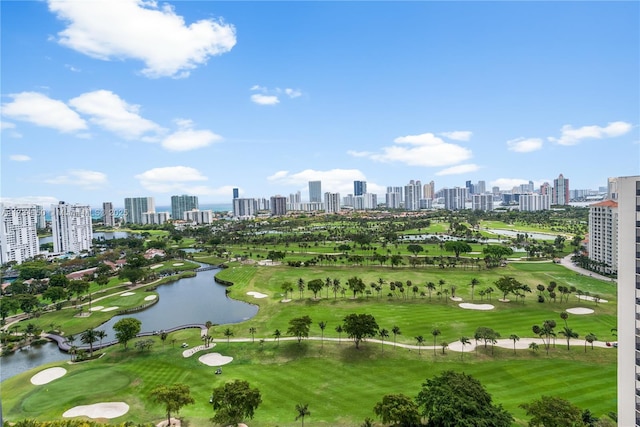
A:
[66, 267, 98, 281]
[144, 249, 166, 260]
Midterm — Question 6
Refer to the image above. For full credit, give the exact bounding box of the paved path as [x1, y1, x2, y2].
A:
[558, 254, 615, 283]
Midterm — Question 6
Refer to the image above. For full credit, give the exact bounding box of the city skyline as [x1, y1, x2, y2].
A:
[1, 1, 638, 207]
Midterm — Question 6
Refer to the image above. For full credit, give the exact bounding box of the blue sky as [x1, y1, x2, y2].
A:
[1, 1, 638, 207]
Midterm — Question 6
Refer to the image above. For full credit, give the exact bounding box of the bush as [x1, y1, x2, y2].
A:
[537, 296, 545, 303]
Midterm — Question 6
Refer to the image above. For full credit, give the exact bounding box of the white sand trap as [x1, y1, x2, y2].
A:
[31, 367, 67, 385]
[459, 303, 495, 310]
[89, 305, 104, 312]
[199, 353, 234, 366]
[121, 292, 135, 296]
[450, 297, 463, 301]
[566, 307, 595, 315]
[102, 307, 119, 312]
[281, 299, 292, 303]
[149, 264, 163, 269]
[144, 295, 157, 301]
[247, 291, 268, 299]
[577, 295, 608, 303]
[173, 263, 184, 266]
[63, 402, 129, 419]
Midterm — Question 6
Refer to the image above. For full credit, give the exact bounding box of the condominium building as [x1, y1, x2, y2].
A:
[102, 202, 115, 227]
[0, 204, 40, 264]
[184, 209, 214, 224]
[233, 198, 258, 219]
[607, 177, 618, 200]
[423, 181, 435, 200]
[552, 173, 570, 205]
[51, 202, 93, 253]
[171, 195, 199, 221]
[519, 194, 551, 212]
[617, 175, 640, 426]
[141, 211, 169, 225]
[386, 191, 402, 209]
[233, 188, 239, 199]
[443, 187, 466, 211]
[309, 181, 322, 203]
[35, 205, 47, 229]
[124, 197, 155, 224]
[324, 192, 341, 213]
[472, 194, 494, 212]
[354, 180, 367, 196]
[270, 195, 288, 216]
[404, 180, 422, 211]
[588, 200, 618, 275]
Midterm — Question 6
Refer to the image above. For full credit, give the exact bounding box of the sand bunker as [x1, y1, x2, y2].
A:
[566, 307, 595, 315]
[31, 367, 67, 385]
[450, 297, 463, 301]
[89, 305, 104, 312]
[63, 402, 129, 419]
[281, 299, 292, 303]
[150, 264, 163, 269]
[144, 295, 157, 301]
[173, 263, 184, 266]
[247, 291, 268, 298]
[102, 307, 119, 312]
[576, 295, 608, 303]
[121, 292, 135, 296]
[199, 353, 234, 366]
[459, 303, 495, 310]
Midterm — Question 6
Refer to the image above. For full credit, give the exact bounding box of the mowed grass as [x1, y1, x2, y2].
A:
[2, 337, 616, 426]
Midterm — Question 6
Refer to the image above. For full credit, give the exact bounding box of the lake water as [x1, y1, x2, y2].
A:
[1, 267, 257, 381]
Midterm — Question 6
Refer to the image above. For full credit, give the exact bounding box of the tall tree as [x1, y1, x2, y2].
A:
[150, 383, 195, 427]
[223, 328, 234, 345]
[391, 325, 401, 349]
[342, 313, 379, 349]
[459, 336, 470, 360]
[113, 317, 141, 349]
[80, 328, 98, 357]
[210, 380, 262, 427]
[287, 316, 312, 344]
[415, 335, 425, 355]
[509, 334, 520, 355]
[249, 327, 256, 343]
[416, 370, 513, 427]
[444, 241, 472, 258]
[318, 321, 327, 348]
[470, 278, 480, 301]
[295, 403, 311, 427]
[373, 394, 421, 427]
[273, 329, 281, 346]
[520, 395, 584, 427]
[431, 328, 441, 355]
[335, 325, 343, 344]
[378, 328, 389, 354]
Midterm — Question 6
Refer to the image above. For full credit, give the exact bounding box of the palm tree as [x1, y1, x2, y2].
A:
[415, 335, 425, 355]
[559, 326, 578, 350]
[470, 278, 479, 301]
[249, 327, 257, 343]
[440, 341, 448, 354]
[223, 328, 234, 345]
[96, 330, 107, 349]
[80, 328, 98, 357]
[431, 328, 441, 355]
[585, 333, 597, 352]
[335, 325, 343, 344]
[529, 342, 539, 352]
[69, 345, 78, 361]
[379, 328, 389, 354]
[273, 329, 281, 346]
[295, 403, 311, 427]
[318, 321, 327, 348]
[459, 336, 470, 360]
[426, 282, 436, 301]
[509, 334, 520, 355]
[391, 325, 401, 349]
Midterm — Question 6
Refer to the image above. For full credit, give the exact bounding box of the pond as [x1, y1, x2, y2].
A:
[1, 267, 258, 381]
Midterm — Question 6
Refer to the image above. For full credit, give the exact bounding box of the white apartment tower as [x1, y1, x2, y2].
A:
[519, 194, 551, 212]
[588, 200, 618, 275]
[0, 204, 40, 265]
[472, 194, 493, 212]
[51, 202, 93, 253]
[404, 180, 422, 211]
[423, 181, 435, 200]
[443, 187, 466, 211]
[309, 181, 322, 203]
[171, 195, 199, 222]
[124, 197, 155, 224]
[324, 192, 341, 213]
[617, 175, 640, 427]
[102, 202, 115, 227]
[141, 212, 169, 225]
[184, 209, 214, 224]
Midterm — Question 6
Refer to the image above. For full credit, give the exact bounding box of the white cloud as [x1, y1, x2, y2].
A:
[65, 64, 81, 72]
[161, 129, 222, 151]
[135, 166, 208, 192]
[1, 121, 16, 130]
[2, 92, 87, 132]
[506, 137, 543, 153]
[0, 196, 59, 206]
[48, 0, 236, 78]
[435, 164, 480, 176]
[250, 85, 267, 92]
[439, 131, 472, 141]
[45, 169, 108, 188]
[351, 132, 472, 167]
[267, 168, 370, 196]
[284, 88, 302, 98]
[9, 154, 31, 162]
[251, 94, 280, 105]
[548, 121, 633, 146]
[69, 90, 162, 139]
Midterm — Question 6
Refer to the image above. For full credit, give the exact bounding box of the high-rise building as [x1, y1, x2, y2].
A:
[171, 195, 199, 221]
[472, 194, 493, 212]
[233, 198, 258, 218]
[354, 180, 367, 196]
[270, 195, 287, 216]
[324, 192, 341, 213]
[404, 180, 422, 211]
[443, 187, 466, 211]
[124, 197, 155, 224]
[102, 202, 115, 227]
[552, 173, 570, 205]
[309, 181, 322, 203]
[184, 209, 214, 224]
[607, 177, 618, 200]
[617, 175, 640, 427]
[385, 190, 402, 209]
[540, 182, 551, 196]
[0, 204, 40, 264]
[35, 205, 47, 229]
[476, 180, 486, 195]
[142, 212, 170, 225]
[519, 194, 551, 212]
[465, 180, 475, 196]
[588, 200, 618, 275]
[423, 181, 435, 199]
[51, 202, 93, 253]
[233, 188, 239, 199]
